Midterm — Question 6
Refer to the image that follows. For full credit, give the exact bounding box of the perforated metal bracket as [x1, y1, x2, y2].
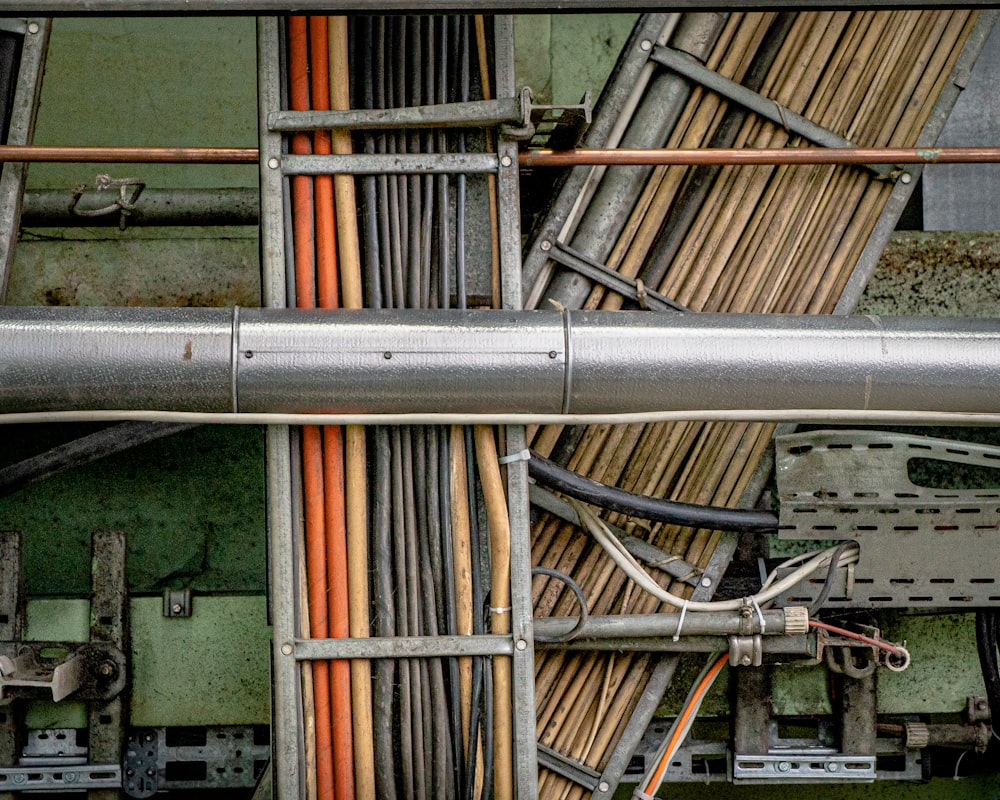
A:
[733, 753, 876, 783]
[775, 430, 1000, 608]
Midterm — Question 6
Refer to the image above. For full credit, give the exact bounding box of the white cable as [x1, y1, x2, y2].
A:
[571, 500, 858, 614]
[3, 408, 1000, 427]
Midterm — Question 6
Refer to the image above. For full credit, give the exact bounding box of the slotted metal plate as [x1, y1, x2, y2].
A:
[775, 430, 1000, 608]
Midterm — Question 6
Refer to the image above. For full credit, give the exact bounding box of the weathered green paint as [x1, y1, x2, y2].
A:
[23, 596, 269, 727]
[0, 425, 266, 596]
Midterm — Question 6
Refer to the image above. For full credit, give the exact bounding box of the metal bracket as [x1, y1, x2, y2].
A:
[540, 239, 688, 312]
[648, 45, 897, 180]
[0, 643, 125, 703]
[729, 634, 763, 667]
[535, 742, 600, 792]
[162, 588, 193, 618]
[776, 430, 1000, 608]
[733, 753, 876, 783]
[0, 764, 121, 791]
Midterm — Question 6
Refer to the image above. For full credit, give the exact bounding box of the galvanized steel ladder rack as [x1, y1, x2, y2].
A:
[256, 15, 538, 799]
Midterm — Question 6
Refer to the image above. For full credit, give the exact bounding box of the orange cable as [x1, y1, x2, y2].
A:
[310, 15, 355, 800]
[290, 16, 335, 800]
[641, 654, 728, 795]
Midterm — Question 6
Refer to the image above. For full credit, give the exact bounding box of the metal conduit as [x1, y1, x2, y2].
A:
[2, 306, 1000, 415]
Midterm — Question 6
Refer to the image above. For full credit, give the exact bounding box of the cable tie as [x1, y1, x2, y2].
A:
[498, 449, 531, 465]
[673, 599, 690, 642]
[750, 595, 766, 635]
[633, 791, 657, 800]
[490, 606, 512, 615]
[649, 554, 680, 568]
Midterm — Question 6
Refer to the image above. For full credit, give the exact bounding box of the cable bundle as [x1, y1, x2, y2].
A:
[525, 11, 979, 798]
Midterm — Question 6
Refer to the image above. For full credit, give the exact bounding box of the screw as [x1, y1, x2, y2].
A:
[515, 639, 528, 651]
[171, 603, 184, 615]
[640, 39, 652, 52]
[976, 699, 988, 711]
[540, 240, 552, 252]
[98, 660, 117, 678]
[500, 155, 513, 168]
[383, 351, 392, 360]
[126, 769, 135, 778]
[598, 781, 610, 793]
[27, 22, 40, 34]
[13, 774, 25, 784]
[826, 762, 839, 772]
[244, 350, 254, 359]
[146, 768, 155, 777]
[548, 351, 558, 359]
[900, 172, 912, 184]
[267, 157, 280, 170]
[700, 576, 712, 588]
[64, 772, 78, 783]
[776, 762, 790, 773]
[145, 733, 155, 742]
[740, 654, 752, 666]
[281, 643, 293, 656]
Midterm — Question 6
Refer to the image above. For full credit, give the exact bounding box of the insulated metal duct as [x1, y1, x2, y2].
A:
[1, 306, 999, 416]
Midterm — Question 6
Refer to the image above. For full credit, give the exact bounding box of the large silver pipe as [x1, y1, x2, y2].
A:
[2, 306, 1000, 416]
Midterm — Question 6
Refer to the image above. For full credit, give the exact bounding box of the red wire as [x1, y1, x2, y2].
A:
[809, 619, 904, 656]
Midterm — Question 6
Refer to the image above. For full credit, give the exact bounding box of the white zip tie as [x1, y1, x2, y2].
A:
[672, 599, 690, 642]
[750, 595, 766, 635]
[498, 449, 531, 465]
[490, 606, 512, 615]
[633, 790, 656, 800]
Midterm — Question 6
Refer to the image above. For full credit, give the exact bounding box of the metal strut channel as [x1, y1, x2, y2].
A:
[0, 18, 49, 302]
[647, 45, 895, 178]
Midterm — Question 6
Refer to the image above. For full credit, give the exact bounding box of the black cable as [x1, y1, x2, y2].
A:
[808, 541, 853, 616]
[532, 566, 590, 643]
[976, 610, 1000, 723]
[527, 451, 779, 533]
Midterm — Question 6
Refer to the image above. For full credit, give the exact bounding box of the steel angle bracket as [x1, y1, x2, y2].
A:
[733, 753, 876, 783]
[775, 429, 1000, 608]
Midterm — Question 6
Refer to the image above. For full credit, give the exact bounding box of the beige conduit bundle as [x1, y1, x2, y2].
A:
[529, 11, 979, 799]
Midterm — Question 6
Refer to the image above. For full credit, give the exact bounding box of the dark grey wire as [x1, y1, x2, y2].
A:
[532, 566, 591, 643]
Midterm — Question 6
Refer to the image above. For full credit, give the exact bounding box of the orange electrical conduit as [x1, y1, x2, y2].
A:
[309, 14, 357, 800]
[290, 15, 337, 800]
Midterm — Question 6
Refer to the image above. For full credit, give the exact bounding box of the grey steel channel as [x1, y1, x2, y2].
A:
[0, 18, 49, 302]
[256, 16, 302, 800]
[4, 308, 1000, 416]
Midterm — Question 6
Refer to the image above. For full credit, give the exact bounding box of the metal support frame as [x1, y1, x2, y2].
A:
[647, 44, 893, 178]
[0, 532, 23, 800]
[87, 531, 128, 800]
[0, 17, 48, 302]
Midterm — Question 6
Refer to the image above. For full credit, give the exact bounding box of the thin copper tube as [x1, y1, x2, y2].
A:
[520, 145, 1000, 167]
[0, 145, 258, 163]
[310, 14, 356, 800]
[6, 144, 1000, 168]
[290, 14, 336, 800]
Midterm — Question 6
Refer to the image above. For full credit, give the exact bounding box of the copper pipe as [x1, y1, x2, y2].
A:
[0, 145, 258, 164]
[6, 144, 1000, 168]
[519, 146, 1000, 167]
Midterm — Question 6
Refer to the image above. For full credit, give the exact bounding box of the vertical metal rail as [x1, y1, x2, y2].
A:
[494, 17, 539, 799]
[0, 531, 23, 800]
[0, 17, 49, 301]
[258, 16, 302, 800]
[87, 531, 127, 800]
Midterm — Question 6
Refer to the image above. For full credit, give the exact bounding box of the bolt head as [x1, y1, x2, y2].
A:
[900, 172, 912, 184]
[700, 576, 712, 588]
[98, 660, 117, 678]
[640, 39, 652, 52]
[27, 22, 40, 34]
[515, 639, 528, 651]
[267, 157, 280, 170]
[976, 699, 988, 711]
[540, 240, 552, 252]
[598, 781, 610, 793]
[777, 761, 790, 773]
[500, 155, 513, 168]
[740, 655, 752, 666]
[171, 603, 184, 614]
[281, 643, 294, 656]
[826, 762, 839, 772]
